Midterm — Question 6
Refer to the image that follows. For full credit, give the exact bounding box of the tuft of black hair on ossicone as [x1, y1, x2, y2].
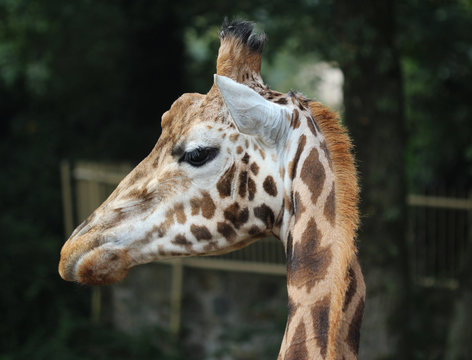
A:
[219, 17, 267, 53]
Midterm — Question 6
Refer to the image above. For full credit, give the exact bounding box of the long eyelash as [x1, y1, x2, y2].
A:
[179, 147, 219, 167]
[179, 147, 202, 163]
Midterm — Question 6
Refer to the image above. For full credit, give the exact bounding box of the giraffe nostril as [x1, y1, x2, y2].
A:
[69, 218, 93, 239]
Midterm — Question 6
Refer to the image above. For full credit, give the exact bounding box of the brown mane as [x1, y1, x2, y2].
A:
[308, 101, 359, 247]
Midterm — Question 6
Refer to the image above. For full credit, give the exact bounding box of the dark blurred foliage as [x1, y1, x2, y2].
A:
[0, 0, 185, 358]
[399, 1, 472, 190]
[1, 0, 471, 359]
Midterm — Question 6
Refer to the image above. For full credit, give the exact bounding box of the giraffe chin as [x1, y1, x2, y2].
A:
[60, 247, 131, 286]
[77, 248, 131, 285]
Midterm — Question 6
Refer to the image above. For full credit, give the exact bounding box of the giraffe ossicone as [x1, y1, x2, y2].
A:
[59, 18, 365, 360]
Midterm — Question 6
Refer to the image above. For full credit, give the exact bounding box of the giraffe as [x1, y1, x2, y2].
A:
[59, 19, 365, 360]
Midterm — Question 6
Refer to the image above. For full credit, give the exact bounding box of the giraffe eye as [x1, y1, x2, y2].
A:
[181, 147, 219, 167]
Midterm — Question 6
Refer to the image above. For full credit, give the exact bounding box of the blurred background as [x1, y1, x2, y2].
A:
[1, 0, 472, 359]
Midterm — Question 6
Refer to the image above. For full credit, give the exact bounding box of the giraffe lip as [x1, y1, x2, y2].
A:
[58, 259, 80, 283]
[58, 243, 86, 282]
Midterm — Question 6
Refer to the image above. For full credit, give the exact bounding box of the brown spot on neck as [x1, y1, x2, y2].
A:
[343, 266, 357, 312]
[286, 295, 298, 331]
[290, 109, 300, 129]
[312, 295, 330, 358]
[300, 147, 326, 205]
[289, 135, 306, 180]
[293, 191, 306, 224]
[287, 218, 332, 291]
[347, 299, 364, 355]
[284, 321, 308, 360]
[324, 185, 336, 226]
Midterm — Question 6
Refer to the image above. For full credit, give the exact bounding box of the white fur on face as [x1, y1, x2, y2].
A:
[59, 85, 290, 285]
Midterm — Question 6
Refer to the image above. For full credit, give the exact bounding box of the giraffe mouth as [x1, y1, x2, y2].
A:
[59, 234, 131, 285]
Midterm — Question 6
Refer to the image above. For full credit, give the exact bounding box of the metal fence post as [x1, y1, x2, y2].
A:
[60, 161, 74, 238]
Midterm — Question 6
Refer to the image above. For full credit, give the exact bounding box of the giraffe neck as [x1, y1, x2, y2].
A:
[277, 102, 365, 360]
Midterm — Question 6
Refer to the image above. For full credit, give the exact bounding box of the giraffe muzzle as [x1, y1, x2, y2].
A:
[59, 234, 131, 285]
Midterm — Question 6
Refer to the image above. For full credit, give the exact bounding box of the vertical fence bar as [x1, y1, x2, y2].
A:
[91, 286, 101, 324]
[407, 206, 416, 284]
[170, 259, 183, 337]
[60, 161, 74, 238]
[420, 205, 426, 281]
[468, 192, 472, 278]
[440, 207, 446, 278]
[448, 208, 455, 278]
[431, 206, 437, 278]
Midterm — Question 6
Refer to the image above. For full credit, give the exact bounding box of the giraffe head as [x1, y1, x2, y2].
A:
[59, 19, 365, 359]
[59, 20, 294, 285]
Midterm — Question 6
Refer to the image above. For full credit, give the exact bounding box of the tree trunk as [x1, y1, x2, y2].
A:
[333, 1, 411, 358]
[447, 197, 472, 360]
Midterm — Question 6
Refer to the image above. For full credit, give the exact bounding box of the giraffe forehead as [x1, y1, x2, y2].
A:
[183, 123, 232, 148]
[155, 93, 235, 160]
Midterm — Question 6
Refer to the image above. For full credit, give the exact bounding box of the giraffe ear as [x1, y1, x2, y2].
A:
[214, 74, 290, 146]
